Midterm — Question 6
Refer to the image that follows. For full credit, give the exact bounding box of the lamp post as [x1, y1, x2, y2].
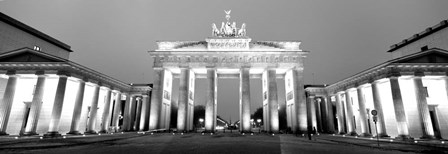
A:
[257, 119, 261, 127]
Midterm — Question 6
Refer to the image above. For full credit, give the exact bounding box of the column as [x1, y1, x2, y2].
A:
[111, 92, 122, 132]
[267, 69, 279, 133]
[99, 88, 112, 133]
[23, 71, 46, 135]
[85, 83, 100, 134]
[315, 98, 323, 132]
[306, 95, 317, 133]
[318, 98, 328, 132]
[205, 67, 217, 132]
[344, 89, 357, 136]
[239, 67, 251, 133]
[335, 93, 345, 134]
[412, 73, 435, 139]
[371, 81, 389, 137]
[122, 94, 131, 131]
[149, 68, 165, 130]
[389, 76, 411, 140]
[44, 72, 68, 137]
[129, 96, 137, 130]
[356, 86, 370, 136]
[0, 71, 18, 135]
[294, 69, 307, 133]
[177, 68, 190, 132]
[325, 96, 335, 133]
[134, 97, 142, 131]
[139, 95, 150, 131]
[67, 78, 86, 135]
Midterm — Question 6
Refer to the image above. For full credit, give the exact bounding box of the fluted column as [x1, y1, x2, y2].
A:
[23, 71, 46, 136]
[44, 73, 69, 137]
[344, 90, 357, 136]
[315, 98, 323, 132]
[356, 86, 370, 136]
[306, 95, 317, 133]
[205, 67, 217, 132]
[139, 95, 150, 131]
[267, 69, 279, 133]
[85, 84, 100, 134]
[99, 88, 112, 133]
[412, 73, 435, 139]
[335, 93, 345, 134]
[111, 92, 122, 131]
[325, 96, 335, 133]
[122, 94, 131, 131]
[0, 71, 18, 135]
[177, 68, 190, 132]
[239, 67, 251, 133]
[67, 78, 86, 135]
[149, 68, 164, 130]
[371, 81, 388, 137]
[389, 76, 411, 140]
[134, 97, 142, 131]
[129, 96, 137, 130]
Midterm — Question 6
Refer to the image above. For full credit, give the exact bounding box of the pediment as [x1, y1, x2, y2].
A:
[393, 49, 448, 63]
[0, 48, 65, 62]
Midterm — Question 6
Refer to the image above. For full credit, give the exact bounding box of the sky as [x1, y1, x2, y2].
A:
[1, 0, 447, 122]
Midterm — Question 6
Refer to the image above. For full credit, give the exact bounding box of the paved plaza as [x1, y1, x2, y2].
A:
[0, 132, 447, 154]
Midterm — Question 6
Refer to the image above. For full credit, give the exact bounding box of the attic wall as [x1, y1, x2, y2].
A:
[0, 20, 70, 59]
[392, 28, 448, 59]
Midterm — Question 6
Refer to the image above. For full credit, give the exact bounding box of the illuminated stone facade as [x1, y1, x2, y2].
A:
[0, 12, 151, 136]
[306, 19, 448, 140]
[148, 11, 309, 133]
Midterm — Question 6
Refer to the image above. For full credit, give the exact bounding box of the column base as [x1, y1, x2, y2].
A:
[420, 135, 435, 140]
[43, 132, 62, 138]
[338, 131, 346, 135]
[394, 135, 414, 141]
[346, 131, 358, 136]
[66, 131, 82, 135]
[84, 130, 97, 135]
[359, 133, 372, 137]
[98, 130, 108, 134]
[376, 133, 390, 138]
[0, 131, 9, 136]
[22, 131, 39, 136]
[240, 130, 253, 134]
[203, 130, 216, 133]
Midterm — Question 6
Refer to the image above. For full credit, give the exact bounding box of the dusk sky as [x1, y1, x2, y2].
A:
[1, 0, 447, 122]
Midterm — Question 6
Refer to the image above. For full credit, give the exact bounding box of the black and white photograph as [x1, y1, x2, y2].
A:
[0, 0, 448, 153]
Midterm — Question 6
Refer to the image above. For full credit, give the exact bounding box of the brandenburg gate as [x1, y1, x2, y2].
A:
[148, 11, 309, 133]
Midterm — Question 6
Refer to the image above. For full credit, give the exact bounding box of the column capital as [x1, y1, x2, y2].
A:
[205, 66, 217, 69]
[386, 71, 401, 78]
[56, 70, 71, 77]
[414, 71, 425, 77]
[142, 94, 149, 98]
[5, 70, 16, 76]
[35, 70, 45, 76]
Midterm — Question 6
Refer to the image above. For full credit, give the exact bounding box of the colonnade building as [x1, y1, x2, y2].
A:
[306, 19, 448, 140]
[148, 11, 309, 133]
[0, 12, 152, 137]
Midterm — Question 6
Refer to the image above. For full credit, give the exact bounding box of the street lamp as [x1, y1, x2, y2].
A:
[257, 119, 261, 127]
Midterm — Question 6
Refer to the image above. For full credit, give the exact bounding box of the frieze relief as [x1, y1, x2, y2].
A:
[157, 55, 300, 64]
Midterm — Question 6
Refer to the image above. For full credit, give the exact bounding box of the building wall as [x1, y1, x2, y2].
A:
[391, 28, 448, 59]
[0, 21, 70, 59]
